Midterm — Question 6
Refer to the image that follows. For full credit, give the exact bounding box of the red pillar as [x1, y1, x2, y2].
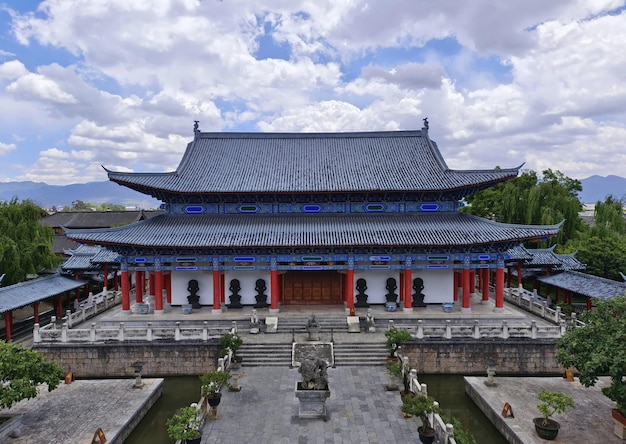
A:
[481, 268, 490, 303]
[586, 296, 591, 311]
[270, 268, 279, 313]
[33, 301, 39, 324]
[495, 260, 505, 312]
[453, 271, 459, 302]
[404, 262, 412, 311]
[165, 273, 172, 304]
[135, 271, 144, 303]
[346, 265, 354, 312]
[5, 311, 12, 342]
[154, 268, 164, 313]
[56, 294, 63, 317]
[121, 270, 131, 312]
[149, 273, 154, 296]
[462, 266, 471, 312]
[212, 263, 221, 313]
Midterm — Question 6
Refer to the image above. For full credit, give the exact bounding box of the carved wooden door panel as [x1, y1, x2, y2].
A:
[283, 271, 342, 305]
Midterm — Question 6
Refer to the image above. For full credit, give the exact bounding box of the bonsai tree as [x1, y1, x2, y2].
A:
[441, 415, 478, 444]
[533, 390, 574, 440]
[199, 370, 231, 395]
[385, 361, 402, 391]
[556, 295, 626, 415]
[219, 332, 243, 359]
[401, 394, 440, 442]
[536, 390, 575, 426]
[298, 357, 329, 390]
[165, 405, 202, 443]
[0, 341, 65, 409]
[384, 326, 412, 357]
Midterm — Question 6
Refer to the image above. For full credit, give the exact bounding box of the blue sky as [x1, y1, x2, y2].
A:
[1, 0, 626, 185]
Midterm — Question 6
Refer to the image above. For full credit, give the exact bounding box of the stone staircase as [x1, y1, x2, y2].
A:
[237, 342, 293, 367]
[332, 342, 388, 366]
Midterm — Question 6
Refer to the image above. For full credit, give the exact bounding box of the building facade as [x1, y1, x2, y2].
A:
[67, 123, 560, 315]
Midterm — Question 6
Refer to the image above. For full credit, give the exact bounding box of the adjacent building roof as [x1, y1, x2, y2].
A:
[61, 245, 118, 270]
[506, 245, 586, 271]
[40, 210, 162, 229]
[0, 274, 86, 313]
[105, 130, 520, 197]
[66, 212, 560, 251]
[538, 271, 626, 300]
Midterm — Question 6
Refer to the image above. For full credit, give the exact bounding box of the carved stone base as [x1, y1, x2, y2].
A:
[295, 383, 330, 419]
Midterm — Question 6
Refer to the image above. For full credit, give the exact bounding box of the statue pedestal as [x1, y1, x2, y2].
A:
[295, 383, 330, 419]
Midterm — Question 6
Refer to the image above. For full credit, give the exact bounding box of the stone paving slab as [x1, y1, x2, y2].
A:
[7, 378, 163, 444]
[465, 376, 621, 444]
[201, 366, 421, 443]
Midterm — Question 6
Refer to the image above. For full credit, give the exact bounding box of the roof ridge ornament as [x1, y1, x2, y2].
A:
[194, 120, 200, 137]
[422, 117, 429, 132]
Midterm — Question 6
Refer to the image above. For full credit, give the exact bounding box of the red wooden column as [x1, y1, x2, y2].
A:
[165, 273, 172, 304]
[56, 294, 64, 317]
[404, 258, 413, 312]
[461, 257, 471, 313]
[33, 301, 40, 324]
[494, 257, 505, 312]
[149, 273, 154, 296]
[5, 311, 12, 342]
[586, 296, 592, 311]
[481, 268, 490, 303]
[154, 260, 164, 314]
[121, 267, 131, 313]
[135, 270, 144, 303]
[345, 258, 355, 313]
[212, 259, 221, 314]
[270, 259, 280, 313]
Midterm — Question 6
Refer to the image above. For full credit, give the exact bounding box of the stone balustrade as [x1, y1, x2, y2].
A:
[504, 285, 586, 328]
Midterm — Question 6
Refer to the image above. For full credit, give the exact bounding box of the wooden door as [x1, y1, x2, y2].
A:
[282, 271, 342, 305]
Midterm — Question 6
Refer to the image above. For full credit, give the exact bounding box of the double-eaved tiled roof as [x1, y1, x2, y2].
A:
[61, 245, 119, 270]
[538, 270, 626, 300]
[105, 131, 520, 195]
[66, 212, 560, 251]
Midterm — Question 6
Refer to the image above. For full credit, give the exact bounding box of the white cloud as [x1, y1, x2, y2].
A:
[0, 141, 16, 155]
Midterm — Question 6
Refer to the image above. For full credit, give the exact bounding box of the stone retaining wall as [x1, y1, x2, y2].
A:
[402, 339, 561, 374]
[34, 341, 221, 378]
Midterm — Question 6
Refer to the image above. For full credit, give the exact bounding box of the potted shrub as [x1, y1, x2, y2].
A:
[532, 390, 574, 440]
[384, 326, 412, 359]
[165, 405, 202, 444]
[219, 332, 243, 361]
[401, 394, 440, 444]
[441, 415, 478, 444]
[385, 361, 402, 391]
[200, 370, 231, 408]
[556, 296, 626, 438]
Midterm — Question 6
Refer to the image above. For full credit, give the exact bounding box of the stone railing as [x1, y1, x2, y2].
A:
[33, 319, 234, 344]
[504, 285, 586, 328]
[395, 354, 458, 444]
[65, 289, 122, 328]
[388, 318, 565, 340]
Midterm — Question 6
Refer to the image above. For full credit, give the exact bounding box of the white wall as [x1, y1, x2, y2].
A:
[353, 269, 454, 304]
[171, 271, 214, 305]
[223, 271, 270, 306]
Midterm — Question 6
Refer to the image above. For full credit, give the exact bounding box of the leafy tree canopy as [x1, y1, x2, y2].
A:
[556, 296, 626, 414]
[463, 169, 583, 246]
[0, 198, 60, 286]
[0, 341, 65, 410]
[60, 201, 126, 212]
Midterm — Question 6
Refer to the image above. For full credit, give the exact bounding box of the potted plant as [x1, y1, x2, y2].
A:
[385, 361, 402, 391]
[384, 326, 412, 359]
[200, 370, 231, 408]
[401, 394, 440, 444]
[532, 390, 574, 440]
[219, 332, 243, 361]
[165, 405, 202, 444]
[556, 296, 626, 438]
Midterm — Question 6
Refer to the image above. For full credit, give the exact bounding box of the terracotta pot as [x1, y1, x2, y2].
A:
[533, 417, 560, 440]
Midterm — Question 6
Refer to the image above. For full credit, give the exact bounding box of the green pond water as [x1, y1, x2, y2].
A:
[124, 374, 506, 444]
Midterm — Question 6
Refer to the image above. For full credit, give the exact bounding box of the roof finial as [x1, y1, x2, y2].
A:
[193, 120, 200, 134]
[422, 117, 429, 132]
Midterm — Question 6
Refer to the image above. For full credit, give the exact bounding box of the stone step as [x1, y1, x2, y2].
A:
[332, 343, 389, 367]
[237, 343, 293, 367]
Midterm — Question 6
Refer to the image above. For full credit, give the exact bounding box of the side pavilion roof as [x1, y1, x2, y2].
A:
[538, 271, 626, 300]
[0, 274, 86, 314]
[105, 130, 520, 197]
[66, 212, 560, 251]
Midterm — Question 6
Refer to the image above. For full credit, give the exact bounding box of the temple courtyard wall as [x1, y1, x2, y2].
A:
[33, 338, 560, 378]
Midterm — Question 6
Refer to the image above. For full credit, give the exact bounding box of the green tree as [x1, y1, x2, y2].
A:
[463, 169, 583, 246]
[589, 196, 626, 238]
[0, 341, 65, 409]
[0, 198, 60, 286]
[556, 296, 626, 415]
[95, 203, 126, 211]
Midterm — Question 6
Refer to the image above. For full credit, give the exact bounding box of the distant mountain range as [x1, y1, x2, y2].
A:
[0, 175, 624, 209]
[0, 181, 161, 210]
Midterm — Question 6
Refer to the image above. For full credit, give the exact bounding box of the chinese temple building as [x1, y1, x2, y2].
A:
[67, 122, 560, 315]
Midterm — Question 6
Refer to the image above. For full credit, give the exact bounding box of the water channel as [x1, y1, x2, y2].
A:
[124, 374, 507, 444]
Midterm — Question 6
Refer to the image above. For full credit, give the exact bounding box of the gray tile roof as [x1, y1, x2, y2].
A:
[66, 213, 560, 250]
[524, 246, 562, 266]
[106, 131, 520, 195]
[0, 274, 86, 313]
[40, 210, 153, 229]
[554, 253, 586, 271]
[506, 245, 533, 260]
[506, 246, 586, 271]
[61, 245, 117, 270]
[538, 271, 626, 300]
